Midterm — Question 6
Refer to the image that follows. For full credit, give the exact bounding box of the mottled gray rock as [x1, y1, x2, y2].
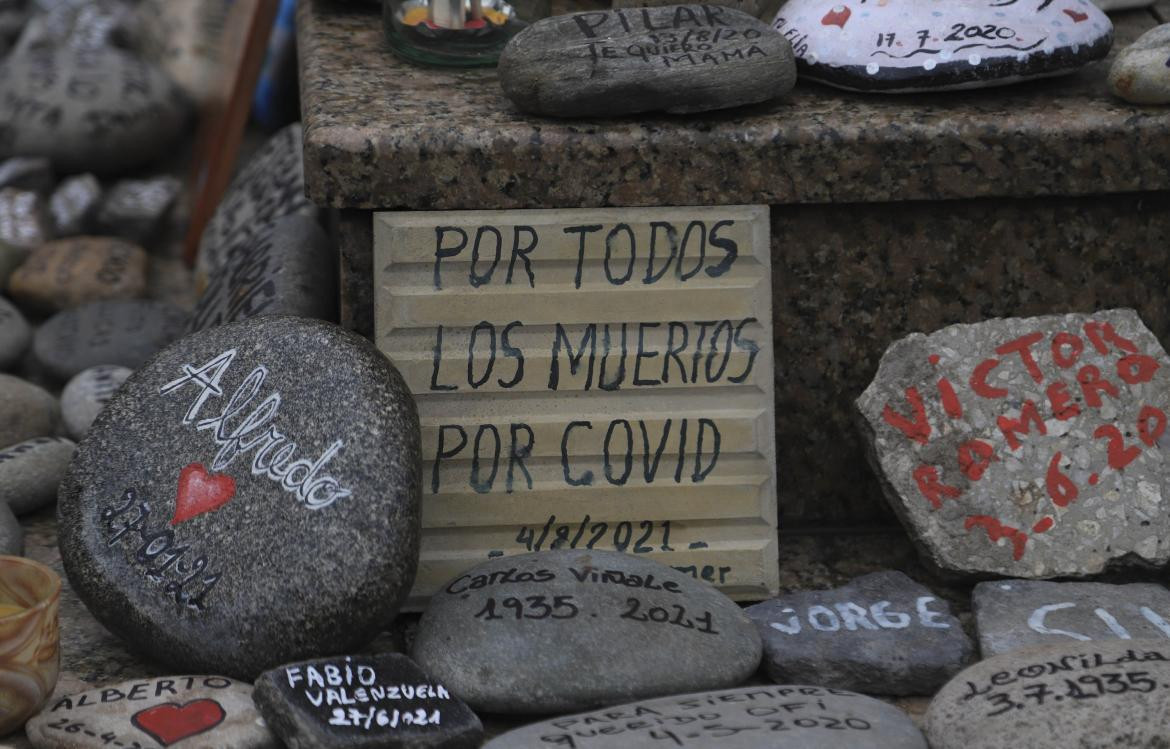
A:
[499, 4, 795, 117]
[60, 364, 132, 440]
[747, 571, 973, 695]
[856, 309, 1170, 578]
[94, 176, 181, 245]
[58, 316, 422, 679]
[0, 502, 22, 555]
[196, 123, 317, 277]
[0, 296, 31, 370]
[927, 639, 1170, 749]
[26, 676, 279, 749]
[974, 579, 1170, 657]
[0, 45, 190, 174]
[0, 157, 53, 193]
[187, 214, 336, 333]
[9, 236, 149, 314]
[413, 550, 762, 714]
[0, 188, 51, 250]
[48, 174, 101, 236]
[0, 373, 58, 448]
[0, 436, 73, 515]
[33, 299, 186, 381]
[253, 654, 483, 749]
[1109, 23, 1170, 104]
[485, 685, 929, 749]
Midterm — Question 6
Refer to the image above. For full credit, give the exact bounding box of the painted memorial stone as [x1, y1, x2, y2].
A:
[26, 676, 279, 749]
[57, 316, 422, 678]
[61, 365, 133, 441]
[33, 299, 187, 381]
[49, 175, 102, 237]
[746, 570, 973, 695]
[0, 373, 59, 448]
[856, 309, 1170, 578]
[186, 214, 337, 334]
[95, 176, 181, 246]
[9, 236, 148, 314]
[1109, 23, 1170, 104]
[926, 639, 1170, 749]
[498, 4, 796, 117]
[0, 437, 75, 516]
[253, 654, 483, 749]
[0, 157, 53, 193]
[412, 549, 762, 713]
[483, 685, 929, 749]
[974, 579, 1170, 657]
[196, 123, 317, 278]
[0, 45, 190, 173]
[0, 502, 22, 555]
[771, 0, 1113, 92]
[0, 188, 51, 250]
[0, 295, 32, 370]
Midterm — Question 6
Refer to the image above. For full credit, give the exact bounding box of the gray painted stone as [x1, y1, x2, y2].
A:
[94, 176, 181, 245]
[0, 157, 53, 194]
[498, 4, 796, 117]
[0, 45, 189, 174]
[974, 579, 1170, 657]
[48, 174, 101, 237]
[33, 299, 187, 381]
[1109, 23, 1170, 104]
[412, 549, 762, 714]
[484, 685, 929, 749]
[58, 316, 422, 679]
[0, 188, 51, 250]
[187, 214, 336, 334]
[253, 654, 483, 749]
[26, 676, 279, 749]
[0, 373, 58, 449]
[0, 295, 32, 370]
[0, 436, 74, 515]
[60, 364, 132, 440]
[856, 309, 1170, 578]
[0, 501, 22, 555]
[746, 570, 973, 695]
[927, 639, 1170, 749]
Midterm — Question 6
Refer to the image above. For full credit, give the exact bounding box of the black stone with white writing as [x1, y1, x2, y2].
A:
[747, 571, 973, 695]
[498, 4, 796, 117]
[61, 364, 132, 440]
[412, 549, 762, 714]
[48, 174, 101, 237]
[0, 295, 31, 370]
[32, 299, 187, 381]
[974, 579, 1170, 658]
[58, 316, 422, 678]
[484, 685, 929, 748]
[94, 176, 181, 245]
[0, 436, 74, 515]
[187, 214, 337, 334]
[253, 654, 483, 749]
[927, 639, 1170, 749]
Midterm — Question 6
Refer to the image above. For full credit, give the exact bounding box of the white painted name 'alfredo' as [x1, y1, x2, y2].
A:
[159, 348, 353, 509]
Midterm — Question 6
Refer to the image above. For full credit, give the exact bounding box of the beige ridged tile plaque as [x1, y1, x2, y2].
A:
[374, 206, 777, 608]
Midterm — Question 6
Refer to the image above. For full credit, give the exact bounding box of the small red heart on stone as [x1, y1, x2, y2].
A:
[821, 5, 851, 27]
[131, 699, 226, 746]
[171, 463, 236, 525]
[1063, 9, 1088, 22]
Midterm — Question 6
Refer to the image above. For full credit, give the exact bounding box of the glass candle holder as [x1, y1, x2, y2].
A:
[0, 556, 60, 736]
[383, 0, 545, 67]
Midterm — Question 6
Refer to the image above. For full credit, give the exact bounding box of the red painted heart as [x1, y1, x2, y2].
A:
[1063, 8, 1088, 22]
[171, 463, 236, 525]
[821, 5, 851, 27]
[131, 699, 226, 746]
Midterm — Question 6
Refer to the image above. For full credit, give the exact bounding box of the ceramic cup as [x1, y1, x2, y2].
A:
[0, 556, 61, 736]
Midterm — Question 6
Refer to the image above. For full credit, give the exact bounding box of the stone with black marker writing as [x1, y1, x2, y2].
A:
[61, 365, 133, 441]
[9, 236, 149, 315]
[0, 437, 75, 516]
[253, 653, 483, 749]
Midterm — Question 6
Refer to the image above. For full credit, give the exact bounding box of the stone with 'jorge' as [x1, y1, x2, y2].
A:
[856, 309, 1170, 578]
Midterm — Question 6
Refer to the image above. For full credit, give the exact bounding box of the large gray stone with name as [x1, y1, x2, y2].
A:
[498, 4, 796, 117]
[974, 580, 1170, 658]
[0, 296, 31, 370]
[927, 639, 1170, 749]
[857, 309, 1170, 578]
[747, 571, 973, 695]
[58, 316, 421, 679]
[0, 436, 74, 515]
[485, 685, 929, 749]
[412, 549, 762, 714]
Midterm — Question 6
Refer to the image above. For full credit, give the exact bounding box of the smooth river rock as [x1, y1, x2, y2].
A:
[484, 685, 929, 749]
[253, 654, 483, 749]
[26, 676, 279, 749]
[0, 436, 75, 515]
[94, 176, 181, 245]
[0, 502, 22, 555]
[499, 4, 796, 117]
[0, 373, 58, 448]
[926, 639, 1170, 749]
[1109, 23, 1170, 104]
[60, 364, 132, 440]
[974, 579, 1170, 657]
[746, 570, 973, 695]
[0, 156, 54, 193]
[8, 236, 148, 314]
[412, 549, 762, 714]
[48, 174, 102, 237]
[58, 316, 422, 679]
[856, 309, 1170, 578]
[771, 0, 1113, 92]
[0, 295, 32, 370]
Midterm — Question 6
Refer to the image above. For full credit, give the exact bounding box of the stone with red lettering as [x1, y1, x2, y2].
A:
[974, 579, 1170, 658]
[857, 309, 1170, 578]
[26, 675, 279, 749]
[0, 436, 74, 515]
[58, 316, 421, 678]
[746, 570, 973, 695]
[926, 639, 1170, 749]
